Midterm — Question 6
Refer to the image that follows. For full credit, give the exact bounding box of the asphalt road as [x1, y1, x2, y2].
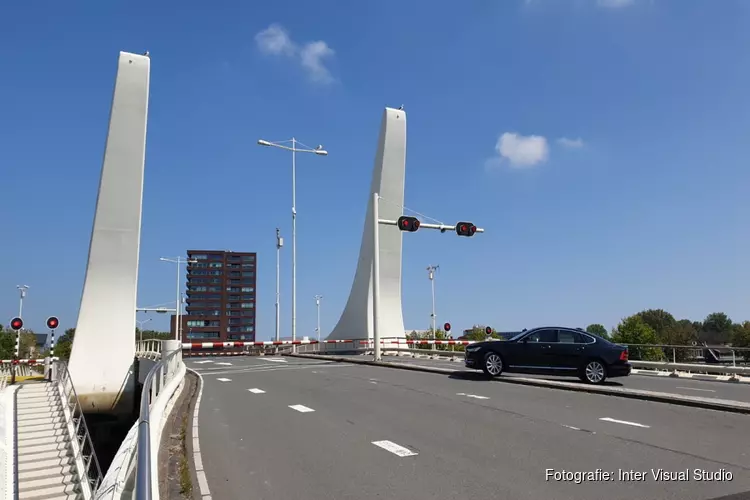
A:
[352, 353, 750, 403]
[189, 356, 750, 500]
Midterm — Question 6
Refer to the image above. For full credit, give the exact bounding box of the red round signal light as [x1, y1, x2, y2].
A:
[413, 220, 420, 229]
[10, 317, 23, 331]
[402, 219, 408, 227]
[485, 326, 492, 335]
[443, 322, 451, 332]
[46, 316, 59, 330]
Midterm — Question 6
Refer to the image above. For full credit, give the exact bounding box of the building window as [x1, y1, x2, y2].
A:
[241, 318, 254, 325]
[209, 270, 223, 276]
[242, 255, 255, 262]
[240, 302, 254, 309]
[241, 310, 254, 317]
[241, 295, 254, 301]
[208, 286, 222, 292]
[208, 254, 223, 260]
[186, 320, 220, 327]
[241, 279, 255, 285]
[230, 271, 241, 277]
[189, 286, 207, 292]
[228, 295, 240, 301]
[228, 334, 253, 340]
[242, 271, 255, 278]
[190, 254, 208, 260]
[208, 262, 223, 268]
[186, 331, 219, 339]
[241, 287, 254, 293]
[229, 279, 241, 285]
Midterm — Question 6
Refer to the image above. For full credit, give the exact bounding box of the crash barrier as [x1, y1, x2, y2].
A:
[94, 341, 186, 500]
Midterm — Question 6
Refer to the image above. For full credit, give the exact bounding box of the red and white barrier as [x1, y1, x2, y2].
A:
[181, 339, 476, 350]
[0, 359, 52, 365]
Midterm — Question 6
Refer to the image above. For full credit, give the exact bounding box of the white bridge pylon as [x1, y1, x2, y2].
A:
[326, 107, 484, 355]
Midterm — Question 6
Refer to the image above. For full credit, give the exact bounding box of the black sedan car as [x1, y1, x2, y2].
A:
[464, 327, 631, 384]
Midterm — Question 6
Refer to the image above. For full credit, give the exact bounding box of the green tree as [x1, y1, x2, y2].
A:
[0, 328, 15, 359]
[731, 321, 750, 362]
[611, 315, 664, 361]
[700, 312, 733, 344]
[53, 327, 76, 360]
[585, 324, 609, 339]
[634, 309, 676, 343]
[661, 319, 699, 362]
[19, 332, 37, 358]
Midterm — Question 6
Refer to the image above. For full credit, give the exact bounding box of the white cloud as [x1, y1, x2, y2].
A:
[255, 24, 336, 84]
[495, 132, 549, 168]
[300, 41, 335, 84]
[597, 0, 635, 8]
[255, 24, 296, 57]
[557, 137, 585, 149]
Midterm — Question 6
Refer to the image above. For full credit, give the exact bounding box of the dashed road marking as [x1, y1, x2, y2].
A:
[248, 388, 266, 394]
[456, 393, 489, 400]
[216, 378, 232, 382]
[194, 360, 213, 364]
[372, 440, 418, 457]
[599, 417, 650, 428]
[216, 362, 232, 366]
[676, 386, 716, 392]
[262, 358, 288, 363]
[289, 404, 315, 413]
[562, 424, 581, 431]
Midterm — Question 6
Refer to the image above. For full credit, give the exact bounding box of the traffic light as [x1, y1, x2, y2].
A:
[46, 316, 59, 330]
[397, 216, 420, 232]
[485, 326, 493, 336]
[455, 222, 477, 237]
[444, 322, 452, 332]
[10, 317, 23, 331]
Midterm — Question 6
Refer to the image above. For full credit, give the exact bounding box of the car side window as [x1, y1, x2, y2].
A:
[527, 329, 558, 343]
[558, 330, 582, 344]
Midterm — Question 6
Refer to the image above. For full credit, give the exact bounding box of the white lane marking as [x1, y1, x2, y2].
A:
[599, 417, 650, 428]
[248, 388, 266, 394]
[562, 425, 581, 431]
[199, 363, 348, 377]
[676, 386, 716, 392]
[187, 368, 213, 500]
[456, 393, 489, 400]
[194, 360, 213, 364]
[370, 381, 377, 384]
[262, 358, 288, 363]
[289, 404, 315, 413]
[372, 440, 418, 457]
[216, 378, 232, 382]
[216, 362, 232, 366]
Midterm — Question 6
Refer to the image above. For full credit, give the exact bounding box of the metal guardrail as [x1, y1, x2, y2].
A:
[372, 347, 750, 377]
[52, 360, 104, 495]
[135, 344, 182, 500]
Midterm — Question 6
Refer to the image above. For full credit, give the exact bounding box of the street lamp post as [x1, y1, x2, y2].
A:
[136, 318, 152, 343]
[160, 257, 198, 341]
[258, 138, 328, 349]
[15, 285, 29, 358]
[314, 295, 323, 344]
[426, 265, 439, 339]
[275, 228, 284, 343]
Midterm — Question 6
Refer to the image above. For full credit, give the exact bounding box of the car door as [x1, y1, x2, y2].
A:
[555, 329, 588, 370]
[518, 328, 559, 368]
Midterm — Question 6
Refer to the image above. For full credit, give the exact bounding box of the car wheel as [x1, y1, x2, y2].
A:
[581, 359, 607, 384]
[482, 352, 504, 377]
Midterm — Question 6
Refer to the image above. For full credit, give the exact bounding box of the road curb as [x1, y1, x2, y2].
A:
[287, 353, 750, 415]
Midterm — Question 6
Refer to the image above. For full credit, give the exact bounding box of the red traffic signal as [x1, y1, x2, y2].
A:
[485, 326, 492, 335]
[46, 316, 59, 330]
[10, 317, 23, 331]
[397, 216, 420, 232]
[455, 222, 477, 237]
[443, 322, 451, 332]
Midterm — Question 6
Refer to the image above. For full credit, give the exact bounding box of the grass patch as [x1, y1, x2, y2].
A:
[178, 414, 193, 497]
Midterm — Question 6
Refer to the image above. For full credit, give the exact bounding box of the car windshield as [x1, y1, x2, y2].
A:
[507, 331, 530, 342]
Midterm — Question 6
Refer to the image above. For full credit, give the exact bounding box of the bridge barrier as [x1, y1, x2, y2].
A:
[94, 340, 186, 500]
[0, 384, 19, 500]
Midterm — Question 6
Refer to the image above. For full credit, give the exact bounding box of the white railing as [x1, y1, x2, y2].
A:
[135, 340, 185, 500]
[51, 360, 104, 499]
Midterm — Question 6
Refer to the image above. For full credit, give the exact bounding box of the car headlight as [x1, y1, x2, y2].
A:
[466, 345, 481, 353]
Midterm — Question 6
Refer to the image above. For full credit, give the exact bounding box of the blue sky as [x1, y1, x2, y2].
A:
[2, 0, 748, 338]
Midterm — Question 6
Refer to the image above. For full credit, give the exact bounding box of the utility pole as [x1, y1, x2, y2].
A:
[16, 285, 29, 357]
[426, 265, 439, 340]
[314, 295, 323, 343]
[276, 228, 284, 343]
